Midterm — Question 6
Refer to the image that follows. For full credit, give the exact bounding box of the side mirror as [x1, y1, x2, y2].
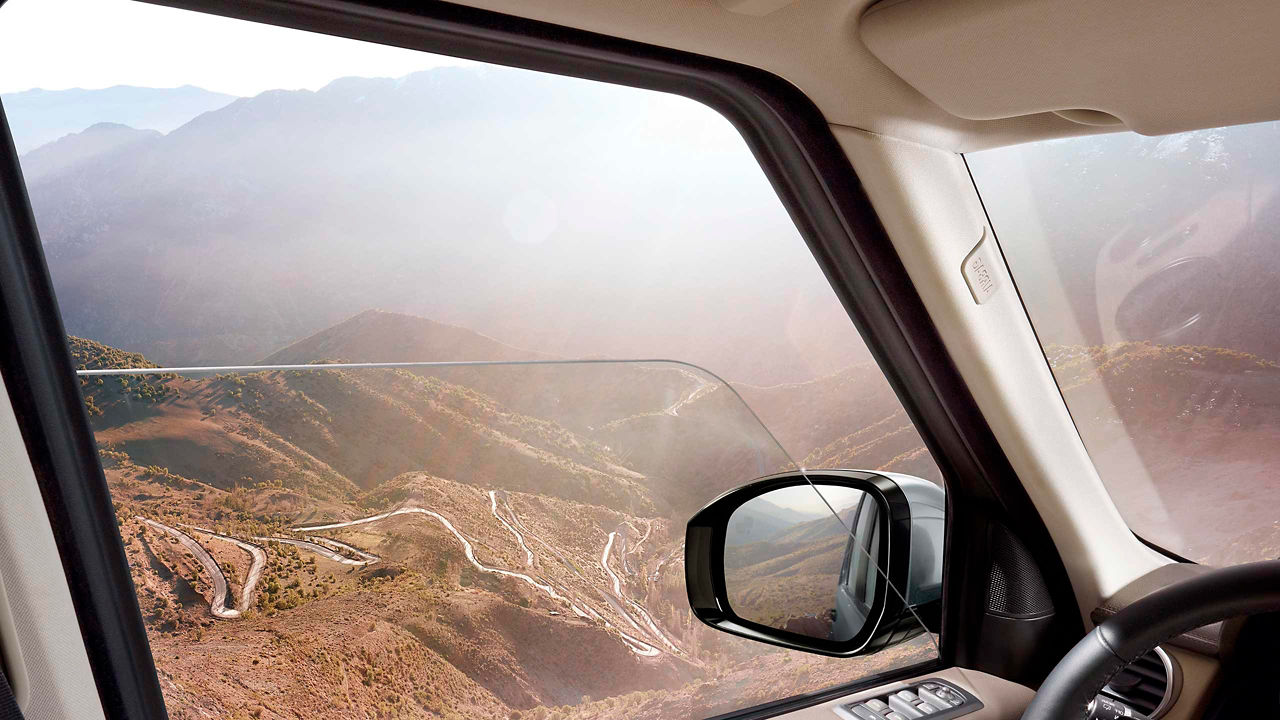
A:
[685, 470, 944, 657]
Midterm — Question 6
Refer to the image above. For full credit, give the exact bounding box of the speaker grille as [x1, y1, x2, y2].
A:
[985, 524, 1054, 617]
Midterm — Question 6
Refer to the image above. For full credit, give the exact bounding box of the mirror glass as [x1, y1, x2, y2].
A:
[723, 483, 878, 642]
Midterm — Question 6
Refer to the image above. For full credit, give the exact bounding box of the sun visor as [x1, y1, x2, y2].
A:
[860, 0, 1280, 136]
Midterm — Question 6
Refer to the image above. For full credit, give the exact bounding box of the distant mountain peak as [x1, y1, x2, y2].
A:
[2, 84, 237, 153]
[261, 309, 556, 366]
[18, 122, 161, 183]
[83, 121, 141, 132]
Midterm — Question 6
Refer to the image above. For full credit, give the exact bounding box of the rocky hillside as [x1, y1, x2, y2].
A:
[83, 325, 931, 719]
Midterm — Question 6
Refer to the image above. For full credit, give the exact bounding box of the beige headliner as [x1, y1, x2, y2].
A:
[452, 0, 1280, 151]
[862, 0, 1280, 138]
[451, 0, 1095, 151]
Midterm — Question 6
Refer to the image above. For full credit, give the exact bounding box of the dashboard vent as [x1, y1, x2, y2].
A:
[1101, 647, 1176, 718]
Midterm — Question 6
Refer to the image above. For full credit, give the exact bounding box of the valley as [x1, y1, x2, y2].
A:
[75, 314, 938, 720]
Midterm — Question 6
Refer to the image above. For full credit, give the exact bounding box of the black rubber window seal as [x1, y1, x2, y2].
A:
[0, 115, 170, 716]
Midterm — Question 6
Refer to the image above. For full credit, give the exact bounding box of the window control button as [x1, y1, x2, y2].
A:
[916, 688, 952, 710]
[864, 699, 890, 713]
[848, 705, 884, 720]
[887, 695, 924, 718]
[839, 681, 976, 720]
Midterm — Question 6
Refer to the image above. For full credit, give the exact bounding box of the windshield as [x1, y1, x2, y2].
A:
[967, 121, 1280, 566]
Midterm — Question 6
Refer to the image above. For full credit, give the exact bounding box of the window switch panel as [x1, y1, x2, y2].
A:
[834, 679, 983, 720]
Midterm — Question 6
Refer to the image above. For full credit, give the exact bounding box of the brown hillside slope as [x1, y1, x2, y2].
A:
[736, 363, 942, 484]
[1045, 342, 1280, 565]
[75, 335, 657, 513]
[80, 329, 934, 719]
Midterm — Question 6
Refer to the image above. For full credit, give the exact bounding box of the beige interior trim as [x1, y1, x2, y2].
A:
[0, 371, 106, 720]
[860, 0, 1280, 136]
[778, 666, 1033, 720]
[450, 0, 1280, 150]
[833, 125, 1167, 618]
[447, 0, 1096, 151]
[714, 0, 798, 18]
[1161, 647, 1219, 720]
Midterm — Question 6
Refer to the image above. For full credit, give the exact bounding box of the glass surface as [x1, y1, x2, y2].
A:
[725, 485, 871, 642]
[4, 0, 942, 716]
[967, 120, 1280, 566]
[82, 360, 931, 718]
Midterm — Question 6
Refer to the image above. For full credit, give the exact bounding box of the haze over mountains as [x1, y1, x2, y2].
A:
[3, 84, 235, 153]
[18, 67, 870, 386]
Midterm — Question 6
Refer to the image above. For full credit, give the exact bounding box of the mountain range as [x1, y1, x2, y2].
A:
[3, 84, 235, 153]
[16, 67, 870, 386]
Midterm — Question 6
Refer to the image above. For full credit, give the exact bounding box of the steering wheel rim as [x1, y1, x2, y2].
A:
[1021, 559, 1280, 720]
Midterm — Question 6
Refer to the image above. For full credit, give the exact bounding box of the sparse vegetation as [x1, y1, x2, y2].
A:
[84, 324, 946, 720]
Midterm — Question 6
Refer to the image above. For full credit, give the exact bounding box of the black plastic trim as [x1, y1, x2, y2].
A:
[686, 470, 913, 657]
[1133, 533, 1195, 565]
[1025, 560, 1280, 720]
[0, 107, 169, 716]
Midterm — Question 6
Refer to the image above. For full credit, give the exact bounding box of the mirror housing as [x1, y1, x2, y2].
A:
[685, 469, 943, 657]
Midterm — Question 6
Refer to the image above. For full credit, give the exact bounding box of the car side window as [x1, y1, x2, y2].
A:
[2, 1, 944, 718]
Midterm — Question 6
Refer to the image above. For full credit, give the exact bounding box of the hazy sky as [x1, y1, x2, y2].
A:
[0, 0, 474, 96]
[758, 485, 863, 516]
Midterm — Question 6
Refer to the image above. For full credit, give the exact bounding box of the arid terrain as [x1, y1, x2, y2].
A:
[77, 314, 1280, 717]
[74, 311, 937, 720]
[1045, 342, 1280, 565]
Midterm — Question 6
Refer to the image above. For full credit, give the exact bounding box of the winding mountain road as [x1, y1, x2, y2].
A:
[293, 504, 666, 658]
[182, 525, 266, 616]
[601, 531, 625, 595]
[490, 490, 534, 566]
[649, 542, 684, 583]
[663, 371, 714, 417]
[308, 536, 380, 564]
[139, 518, 264, 619]
[253, 536, 373, 566]
[602, 368, 716, 429]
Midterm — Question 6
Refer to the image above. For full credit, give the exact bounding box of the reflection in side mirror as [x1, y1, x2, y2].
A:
[686, 470, 944, 658]
[723, 484, 872, 642]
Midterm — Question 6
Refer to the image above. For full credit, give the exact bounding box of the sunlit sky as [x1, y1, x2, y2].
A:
[757, 484, 863, 516]
[0, 0, 475, 96]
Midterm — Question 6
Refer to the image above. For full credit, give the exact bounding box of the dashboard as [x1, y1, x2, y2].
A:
[775, 563, 1234, 720]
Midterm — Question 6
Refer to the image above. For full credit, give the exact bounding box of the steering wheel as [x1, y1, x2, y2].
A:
[1021, 560, 1280, 719]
